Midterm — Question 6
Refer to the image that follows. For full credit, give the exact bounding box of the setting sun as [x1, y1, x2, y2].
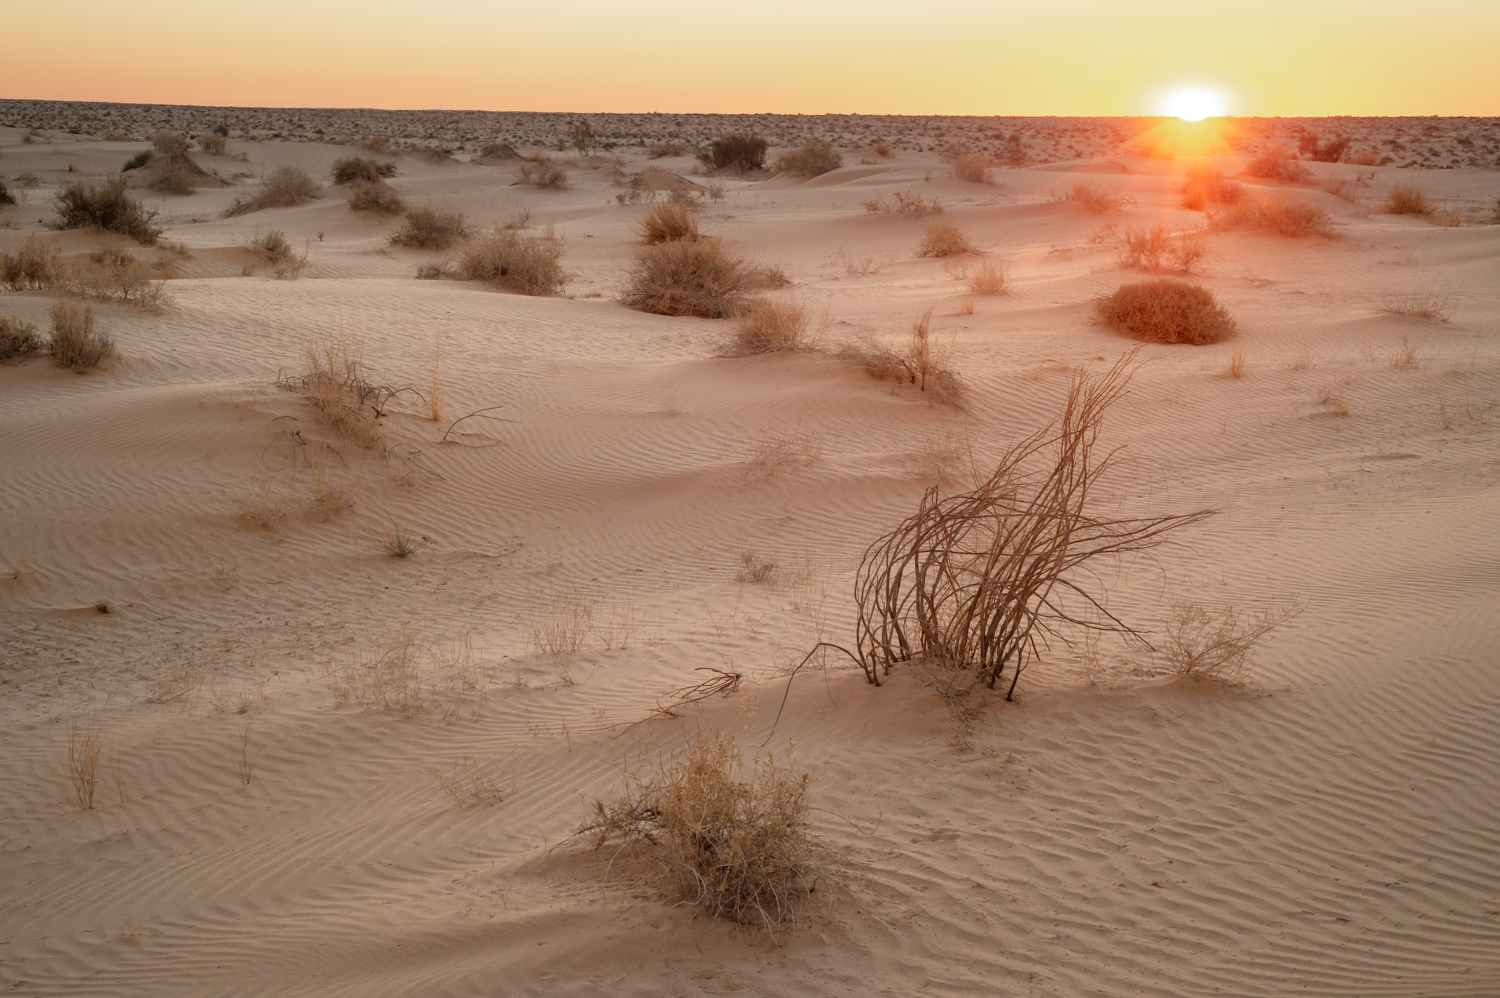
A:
[1159, 85, 1230, 121]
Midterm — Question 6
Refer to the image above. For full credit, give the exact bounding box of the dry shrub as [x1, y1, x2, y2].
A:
[49, 302, 114, 370]
[248, 230, 308, 279]
[1244, 144, 1310, 182]
[580, 724, 819, 939]
[701, 133, 769, 173]
[1065, 182, 1131, 214]
[839, 310, 963, 405]
[1430, 207, 1463, 228]
[1380, 286, 1454, 322]
[873, 140, 893, 158]
[439, 757, 504, 806]
[861, 190, 942, 216]
[288, 335, 383, 448]
[54, 179, 160, 244]
[1227, 347, 1246, 378]
[639, 202, 699, 244]
[1, 234, 62, 290]
[237, 481, 290, 531]
[122, 150, 154, 172]
[775, 140, 843, 177]
[391, 207, 468, 249]
[1, 314, 43, 361]
[1383, 184, 1433, 216]
[67, 720, 103, 810]
[1347, 148, 1380, 166]
[347, 179, 405, 214]
[1158, 600, 1302, 683]
[966, 259, 1008, 295]
[143, 145, 210, 195]
[0, 179, 14, 206]
[197, 132, 227, 155]
[69, 248, 170, 307]
[1094, 279, 1234, 345]
[736, 549, 779, 583]
[518, 155, 568, 188]
[745, 429, 823, 482]
[331, 156, 396, 185]
[321, 628, 488, 721]
[852, 356, 1214, 697]
[1181, 164, 1245, 211]
[1297, 132, 1350, 164]
[227, 167, 319, 217]
[479, 140, 519, 160]
[623, 238, 754, 318]
[1210, 196, 1334, 238]
[648, 142, 690, 159]
[916, 221, 975, 257]
[726, 300, 821, 355]
[1117, 224, 1207, 273]
[953, 152, 996, 184]
[455, 226, 566, 295]
[307, 462, 359, 520]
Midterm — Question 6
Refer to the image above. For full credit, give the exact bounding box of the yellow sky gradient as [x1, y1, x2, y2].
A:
[4, 0, 1497, 116]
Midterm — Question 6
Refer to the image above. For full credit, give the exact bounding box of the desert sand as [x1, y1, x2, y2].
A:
[2, 107, 1499, 997]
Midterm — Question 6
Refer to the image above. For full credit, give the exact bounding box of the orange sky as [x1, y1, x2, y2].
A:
[3, 0, 1497, 116]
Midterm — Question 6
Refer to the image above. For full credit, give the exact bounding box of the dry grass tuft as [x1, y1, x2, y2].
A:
[236, 481, 291, 531]
[287, 334, 384, 449]
[1181, 164, 1245, 211]
[700, 134, 769, 173]
[54, 179, 160, 244]
[852, 356, 1215, 697]
[1094, 279, 1235, 345]
[965, 259, 1008, 295]
[775, 140, 843, 177]
[1210, 196, 1335, 238]
[1, 314, 43, 361]
[1158, 600, 1303, 683]
[1065, 182, 1132, 214]
[455, 226, 566, 295]
[725, 300, 822, 355]
[347, 180, 405, 214]
[49, 302, 114, 370]
[861, 190, 943, 216]
[67, 720, 103, 810]
[838, 310, 964, 406]
[647, 142, 690, 159]
[953, 152, 996, 185]
[1, 235, 62, 290]
[439, 757, 504, 806]
[736, 549, 779, 583]
[227, 167, 319, 217]
[380, 523, 424, 558]
[391, 207, 468, 249]
[247, 231, 308, 279]
[623, 238, 754, 318]
[197, 132, 227, 155]
[873, 140, 894, 158]
[1117, 224, 1207, 272]
[1227, 347, 1246, 378]
[1379, 286, 1454, 323]
[580, 724, 820, 939]
[322, 628, 487, 720]
[639, 202, 699, 244]
[332, 156, 396, 185]
[1244, 144, 1310, 182]
[1383, 184, 1433, 216]
[517, 155, 569, 188]
[916, 221, 975, 257]
[745, 429, 824, 482]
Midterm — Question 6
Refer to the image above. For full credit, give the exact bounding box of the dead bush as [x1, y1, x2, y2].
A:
[1, 235, 63, 289]
[1, 314, 43, 361]
[726, 299, 821, 355]
[347, 179, 406, 214]
[839, 310, 963, 405]
[916, 221, 975, 257]
[861, 190, 942, 216]
[852, 356, 1214, 697]
[953, 153, 996, 185]
[53, 179, 160, 244]
[143, 146, 210, 195]
[331, 156, 396, 185]
[49, 302, 114, 371]
[1297, 132, 1350, 164]
[580, 724, 819, 939]
[1157, 600, 1303, 683]
[478, 140, 519, 160]
[1181, 164, 1245, 211]
[1244, 144, 1310, 182]
[774, 140, 843, 177]
[648, 142, 690, 159]
[1094, 279, 1235, 345]
[1383, 184, 1433, 216]
[455, 227, 566, 295]
[1065, 182, 1131, 214]
[1210, 196, 1334, 238]
[622, 238, 754, 318]
[966, 259, 1008, 294]
[227, 167, 319, 217]
[248, 231, 308, 279]
[517, 155, 568, 188]
[281, 335, 383, 449]
[1118, 224, 1207, 272]
[391, 207, 468, 249]
[69, 248, 170, 307]
[0, 179, 14, 205]
[700, 133, 769, 173]
[639, 202, 699, 244]
[873, 140, 893, 158]
[197, 133, 227, 155]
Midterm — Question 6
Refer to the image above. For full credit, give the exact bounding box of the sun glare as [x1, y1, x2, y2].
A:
[1159, 86, 1229, 121]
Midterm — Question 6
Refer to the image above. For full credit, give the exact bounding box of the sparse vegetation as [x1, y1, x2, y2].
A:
[517, 155, 568, 188]
[953, 153, 996, 185]
[331, 156, 397, 185]
[0, 314, 43, 361]
[70, 248, 172, 307]
[1379, 286, 1454, 322]
[873, 140, 894, 158]
[197, 132, 227, 155]
[861, 190, 942, 216]
[142, 139, 210, 195]
[391, 207, 468, 249]
[439, 757, 504, 806]
[726, 300, 821, 355]
[67, 720, 103, 810]
[321, 628, 487, 721]
[454, 227, 567, 295]
[1383, 184, 1433, 216]
[1244, 144, 1310, 182]
[1210, 196, 1335, 238]
[54, 179, 161, 244]
[1117, 224, 1207, 272]
[1064, 182, 1132, 214]
[1181, 164, 1245, 211]
[381, 524, 424, 558]
[1093, 279, 1235, 345]
[647, 142, 690, 159]
[774, 140, 843, 177]
[639, 202, 699, 244]
[347, 179, 405, 214]
[1158, 600, 1303, 683]
[915, 221, 975, 257]
[0, 179, 14, 206]
[49, 302, 115, 370]
[838, 310, 963, 405]
[580, 724, 819, 939]
[227, 167, 319, 217]
[247, 231, 308, 279]
[700, 133, 769, 173]
[623, 238, 754, 318]
[966, 259, 1008, 295]
[1, 235, 62, 290]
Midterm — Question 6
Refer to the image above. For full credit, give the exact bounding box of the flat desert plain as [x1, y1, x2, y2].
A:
[2, 112, 1499, 997]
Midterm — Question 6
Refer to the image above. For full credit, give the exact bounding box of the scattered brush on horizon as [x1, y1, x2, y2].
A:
[774, 140, 843, 177]
[623, 237, 755, 318]
[916, 221, 975, 258]
[53, 179, 160, 245]
[700, 133, 769, 174]
[1210, 196, 1335, 238]
[638, 202, 699, 244]
[49, 302, 114, 371]
[517, 155, 568, 188]
[953, 152, 997, 185]
[455, 227, 566, 295]
[580, 723, 821, 941]
[724, 299, 825, 356]
[1383, 184, 1433, 216]
[838, 310, 963, 406]
[1094, 279, 1235, 345]
[1244, 144, 1311, 182]
[1181, 164, 1245, 211]
[227, 167, 319, 217]
[1063, 182, 1132, 214]
[391, 207, 468, 250]
[851, 356, 1215, 701]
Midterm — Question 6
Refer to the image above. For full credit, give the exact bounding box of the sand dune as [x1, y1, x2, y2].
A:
[2, 115, 1499, 996]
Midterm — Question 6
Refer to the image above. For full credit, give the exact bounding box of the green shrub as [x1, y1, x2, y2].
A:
[53, 179, 161, 245]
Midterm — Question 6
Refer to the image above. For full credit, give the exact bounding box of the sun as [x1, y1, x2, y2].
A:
[1159, 86, 1229, 122]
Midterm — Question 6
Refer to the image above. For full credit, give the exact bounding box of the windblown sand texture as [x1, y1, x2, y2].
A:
[2, 109, 1499, 996]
